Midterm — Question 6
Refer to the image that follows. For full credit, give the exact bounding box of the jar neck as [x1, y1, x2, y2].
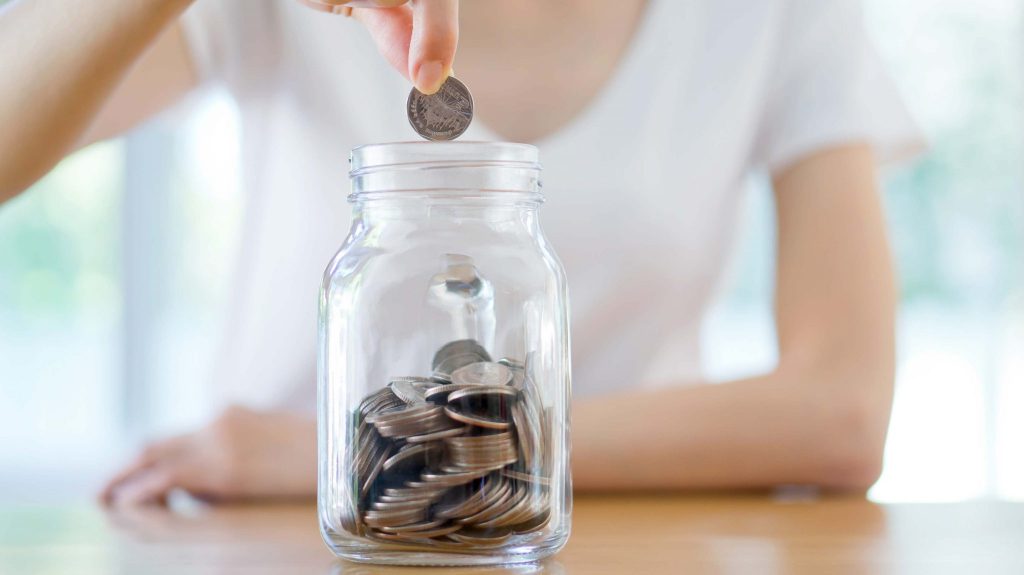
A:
[348, 142, 544, 226]
[349, 141, 541, 194]
[353, 191, 542, 224]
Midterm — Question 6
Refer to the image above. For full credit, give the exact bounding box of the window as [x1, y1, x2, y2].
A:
[0, 93, 240, 502]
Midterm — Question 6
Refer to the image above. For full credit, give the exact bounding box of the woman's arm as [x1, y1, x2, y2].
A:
[80, 22, 198, 149]
[0, 0, 459, 204]
[573, 143, 896, 492]
[0, 0, 196, 202]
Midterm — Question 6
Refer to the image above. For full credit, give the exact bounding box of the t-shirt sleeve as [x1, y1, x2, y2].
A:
[178, 0, 280, 94]
[753, 0, 925, 173]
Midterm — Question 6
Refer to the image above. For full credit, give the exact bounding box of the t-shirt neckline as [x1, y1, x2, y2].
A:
[473, 0, 662, 149]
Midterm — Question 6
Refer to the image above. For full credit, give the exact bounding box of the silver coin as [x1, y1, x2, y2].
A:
[392, 522, 462, 536]
[510, 402, 535, 470]
[444, 406, 511, 430]
[434, 353, 490, 379]
[462, 481, 512, 519]
[446, 384, 518, 403]
[448, 441, 516, 457]
[368, 532, 447, 546]
[474, 485, 531, 528]
[377, 518, 446, 534]
[405, 426, 467, 443]
[383, 524, 463, 540]
[377, 494, 435, 505]
[390, 376, 437, 385]
[360, 443, 392, 498]
[363, 507, 427, 529]
[450, 455, 517, 471]
[382, 443, 441, 473]
[445, 432, 513, 446]
[353, 428, 385, 470]
[446, 439, 516, 464]
[389, 380, 428, 405]
[375, 409, 452, 439]
[447, 528, 513, 546]
[339, 506, 359, 535]
[371, 498, 434, 512]
[497, 357, 526, 371]
[419, 468, 490, 486]
[433, 339, 490, 367]
[457, 485, 515, 526]
[384, 485, 449, 499]
[433, 479, 494, 519]
[511, 503, 551, 533]
[365, 403, 437, 425]
[358, 387, 404, 417]
[451, 362, 513, 387]
[407, 76, 474, 141]
[423, 383, 474, 403]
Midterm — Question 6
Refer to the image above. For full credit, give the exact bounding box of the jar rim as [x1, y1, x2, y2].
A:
[350, 141, 541, 176]
[349, 142, 543, 200]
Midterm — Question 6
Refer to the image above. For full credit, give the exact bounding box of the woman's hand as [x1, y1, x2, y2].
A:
[100, 406, 318, 506]
[299, 0, 459, 94]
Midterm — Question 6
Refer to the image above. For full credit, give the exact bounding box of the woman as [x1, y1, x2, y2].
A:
[0, 0, 920, 505]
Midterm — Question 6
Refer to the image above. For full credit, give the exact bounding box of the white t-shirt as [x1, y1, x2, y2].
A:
[181, 0, 920, 409]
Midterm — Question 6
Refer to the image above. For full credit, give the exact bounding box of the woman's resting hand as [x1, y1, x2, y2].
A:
[100, 406, 318, 506]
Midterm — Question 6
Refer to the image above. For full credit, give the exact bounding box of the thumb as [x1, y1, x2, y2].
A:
[408, 0, 459, 94]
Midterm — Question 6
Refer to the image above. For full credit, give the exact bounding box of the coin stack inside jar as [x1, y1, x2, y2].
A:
[346, 339, 551, 549]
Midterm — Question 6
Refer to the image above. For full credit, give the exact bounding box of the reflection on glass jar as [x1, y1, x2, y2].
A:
[318, 142, 572, 566]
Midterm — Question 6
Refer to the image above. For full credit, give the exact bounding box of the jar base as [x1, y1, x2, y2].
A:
[323, 532, 568, 567]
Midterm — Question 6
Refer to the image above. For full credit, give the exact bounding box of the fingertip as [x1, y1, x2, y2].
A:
[408, 0, 458, 91]
[413, 60, 448, 94]
[110, 465, 180, 508]
[98, 449, 161, 505]
[99, 478, 126, 506]
[98, 487, 114, 506]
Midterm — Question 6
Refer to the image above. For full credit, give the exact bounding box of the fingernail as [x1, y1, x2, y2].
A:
[415, 61, 447, 95]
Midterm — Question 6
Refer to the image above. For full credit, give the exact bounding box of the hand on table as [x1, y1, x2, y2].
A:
[298, 0, 459, 94]
[100, 406, 317, 506]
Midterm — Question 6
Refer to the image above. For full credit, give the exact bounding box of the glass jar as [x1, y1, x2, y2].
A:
[318, 142, 572, 566]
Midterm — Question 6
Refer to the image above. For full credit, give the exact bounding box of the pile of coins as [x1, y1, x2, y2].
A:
[345, 339, 551, 548]
[407, 77, 474, 141]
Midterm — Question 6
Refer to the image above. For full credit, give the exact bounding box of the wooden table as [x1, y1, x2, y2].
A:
[3, 495, 1023, 574]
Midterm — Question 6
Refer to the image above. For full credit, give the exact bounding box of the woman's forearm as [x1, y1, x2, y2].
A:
[572, 146, 898, 493]
[0, 0, 192, 201]
[572, 361, 893, 492]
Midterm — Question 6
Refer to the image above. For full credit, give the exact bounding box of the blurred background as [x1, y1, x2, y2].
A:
[1, 0, 1021, 503]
